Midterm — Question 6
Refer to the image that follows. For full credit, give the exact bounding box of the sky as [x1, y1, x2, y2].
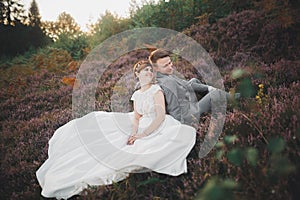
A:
[20, 0, 150, 31]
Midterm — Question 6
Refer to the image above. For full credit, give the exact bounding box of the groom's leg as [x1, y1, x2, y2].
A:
[196, 89, 230, 115]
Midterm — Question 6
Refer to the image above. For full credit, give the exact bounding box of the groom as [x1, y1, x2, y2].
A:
[149, 49, 238, 125]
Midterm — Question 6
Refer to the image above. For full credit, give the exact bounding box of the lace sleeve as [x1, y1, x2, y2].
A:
[151, 85, 162, 95]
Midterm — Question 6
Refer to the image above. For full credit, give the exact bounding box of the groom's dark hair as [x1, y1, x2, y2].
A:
[149, 49, 170, 65]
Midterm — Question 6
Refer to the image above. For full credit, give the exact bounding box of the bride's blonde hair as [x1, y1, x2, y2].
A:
[133, 60, 152, 77]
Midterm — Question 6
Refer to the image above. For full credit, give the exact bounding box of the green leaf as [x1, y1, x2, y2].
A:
[137, 177, 163, 187]
[195, 177, 238, 200]
[215, 141, 225, 148]
[267, 137, 285, 154]
[270, 156, 296, 175]
[245, 148, 258, 167]
[215, 150, 224, 160]
[196, 178, 224, 200]
[221, 179, 239, 189]
[227, 149, 244, 167]
[237, 78, 256, 98]
[224, 135, 237, 144]
[231, 68, 246, 79]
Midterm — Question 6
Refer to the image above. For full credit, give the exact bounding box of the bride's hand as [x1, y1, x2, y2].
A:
[127, 135, 136, 145]
[127, 134, 144, 145]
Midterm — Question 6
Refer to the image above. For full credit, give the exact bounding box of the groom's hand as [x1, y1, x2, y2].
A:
[208, 86, 217, 92]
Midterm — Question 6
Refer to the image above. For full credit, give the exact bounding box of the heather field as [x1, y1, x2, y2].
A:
[1, 8, 300, 200]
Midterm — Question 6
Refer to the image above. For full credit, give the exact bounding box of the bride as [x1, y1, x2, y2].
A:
[36, 60, 196, 199]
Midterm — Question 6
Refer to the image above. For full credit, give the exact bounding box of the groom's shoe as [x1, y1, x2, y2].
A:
[228, 88, 241, 100]
[228, 90, 241, 109]
[234, 93, 241, 100]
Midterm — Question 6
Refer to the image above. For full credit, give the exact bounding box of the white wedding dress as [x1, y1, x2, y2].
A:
[36, 85, 196, 199]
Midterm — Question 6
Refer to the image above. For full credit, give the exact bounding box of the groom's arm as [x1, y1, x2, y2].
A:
[174, 74, 209, 93]
[188, 78, 209, 93]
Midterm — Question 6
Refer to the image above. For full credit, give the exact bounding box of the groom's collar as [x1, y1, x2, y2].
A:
[156, 72, 169, 78]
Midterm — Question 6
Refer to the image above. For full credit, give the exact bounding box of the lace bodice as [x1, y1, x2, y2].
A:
[131, 85, 162, 116]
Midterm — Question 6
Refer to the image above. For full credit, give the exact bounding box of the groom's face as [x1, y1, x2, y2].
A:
[154, 56, 174, 75]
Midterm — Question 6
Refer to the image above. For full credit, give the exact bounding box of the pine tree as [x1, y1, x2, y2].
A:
[28, 0, 41, 27]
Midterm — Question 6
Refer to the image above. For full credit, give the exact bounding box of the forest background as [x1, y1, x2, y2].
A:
[0, 0, 300, 199]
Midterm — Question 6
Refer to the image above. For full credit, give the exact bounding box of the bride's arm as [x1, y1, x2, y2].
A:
[127, 102, 142, 145]
[141, 90, 166, 136]
[127, 90, 166, 145]
[131, 102, 142, 136]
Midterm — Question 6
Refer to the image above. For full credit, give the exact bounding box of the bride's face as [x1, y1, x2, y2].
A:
[137, 66, 154, 85]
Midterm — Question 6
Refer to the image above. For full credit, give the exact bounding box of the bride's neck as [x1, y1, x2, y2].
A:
[140, 83, 152, 91]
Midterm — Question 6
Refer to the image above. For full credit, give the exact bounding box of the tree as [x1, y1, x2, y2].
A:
[0, 0, 26, 25]
[0, 0, 50, 57]
[41, 12, 82, 41]
[27, 0, 49, 49]
[40, 12, 91, 59]
[89, 11, 130, 46]
[129, 0, 159, 28]
[129, 0, 200, 31]
[28, 0, 41, 27]
[128, 0, 256, 30]
[56, 12, 81, 36]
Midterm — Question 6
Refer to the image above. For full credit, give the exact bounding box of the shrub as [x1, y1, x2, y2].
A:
[184, 10, 300, 65]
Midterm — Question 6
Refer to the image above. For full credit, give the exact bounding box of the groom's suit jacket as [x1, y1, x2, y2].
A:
[156, 72, 209, 124]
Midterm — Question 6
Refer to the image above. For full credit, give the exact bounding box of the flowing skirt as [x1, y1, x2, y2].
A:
[36, 111, 196, 199]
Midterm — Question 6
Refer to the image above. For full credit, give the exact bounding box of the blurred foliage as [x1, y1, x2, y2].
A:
[0, 0, 50, 57]
[129, 0, 256, 31]
[0, 0, 26, 25]
[52, 33, 90, 60]
[237, 78, 256, 98]
[195, 177, 239, 200]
